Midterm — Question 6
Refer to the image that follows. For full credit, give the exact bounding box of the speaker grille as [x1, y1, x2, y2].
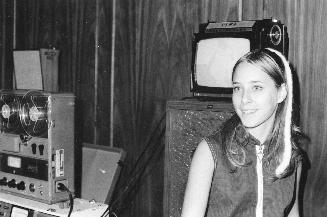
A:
[164, 100, 233, 217]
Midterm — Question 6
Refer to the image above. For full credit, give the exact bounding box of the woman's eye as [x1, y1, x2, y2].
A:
[233, 86, 240, 92]
[253, 85, 263, 91]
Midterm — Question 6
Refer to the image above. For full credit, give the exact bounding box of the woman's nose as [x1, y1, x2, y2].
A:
[241, 89, 252, 104]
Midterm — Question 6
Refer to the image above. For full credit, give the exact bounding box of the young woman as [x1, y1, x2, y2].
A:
[181, 48, 307, 217]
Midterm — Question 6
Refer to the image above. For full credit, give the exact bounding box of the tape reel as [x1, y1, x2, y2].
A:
[0, 93, 21, 133]
[0, 90, 49, 137]
[269, 24, 282, 46]
[19, 91, 48, 137]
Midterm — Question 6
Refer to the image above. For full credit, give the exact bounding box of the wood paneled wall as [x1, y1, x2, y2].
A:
[1, 0, 327, 217]
[113, 1, 242, 216]
[1, 0, 114, 197]
[13, 0, 113, 147]
[262, 1, 327, 216]
[0, 0, 14, 88]
[114, 0, 327, 217]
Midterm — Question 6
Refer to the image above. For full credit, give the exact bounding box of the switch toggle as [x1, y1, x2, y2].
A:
[31, 143, 37, 154]
[39, 144, 44, 155]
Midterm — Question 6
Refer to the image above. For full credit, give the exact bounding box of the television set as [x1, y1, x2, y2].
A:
[191, 18, 289, 97]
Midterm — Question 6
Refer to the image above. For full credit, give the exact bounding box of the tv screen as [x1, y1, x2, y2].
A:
[194, 38, 250, 88]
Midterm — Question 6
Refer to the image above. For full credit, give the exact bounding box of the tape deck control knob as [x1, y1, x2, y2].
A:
[0, 177, 7, 186]
[17, 181, 25, 190]
[7, 179, 16, 188]
[31, 143, 37, 155]
[39, 144, 44, 155]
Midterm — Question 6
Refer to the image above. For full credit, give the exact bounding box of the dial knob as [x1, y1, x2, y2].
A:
[269, 25, 282, 45]
[7, 179, 16, 188]
[17, 181, 25, 191]
[0, 177, 7, 186]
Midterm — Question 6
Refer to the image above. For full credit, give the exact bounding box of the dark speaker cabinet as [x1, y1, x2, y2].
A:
[164, 99, 234, 217]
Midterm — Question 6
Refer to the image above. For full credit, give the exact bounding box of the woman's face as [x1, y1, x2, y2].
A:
[232, 63, 286, 137]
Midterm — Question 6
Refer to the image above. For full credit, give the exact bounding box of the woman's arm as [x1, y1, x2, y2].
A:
[287, 163, 302, 217]
[181, 139, 215, 217]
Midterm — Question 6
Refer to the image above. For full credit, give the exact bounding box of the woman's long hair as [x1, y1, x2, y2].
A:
[223, 48, 305, 179]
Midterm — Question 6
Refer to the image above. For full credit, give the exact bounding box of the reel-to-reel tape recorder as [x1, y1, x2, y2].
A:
[0, 89, 75, 204]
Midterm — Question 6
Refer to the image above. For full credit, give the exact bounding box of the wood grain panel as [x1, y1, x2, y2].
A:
[14, 0, 100, 146]
[96, 0, 113, 146]
[2, 1, 326, 217]
[0, 0, 14, 89]
[197, 0, 240, 22]
[242, 0, 264, 19]
[113, 1, 168, 215]
[113, 1, 240, 217]
[263, 1, 327, 217]
[76, 0, 96, 144]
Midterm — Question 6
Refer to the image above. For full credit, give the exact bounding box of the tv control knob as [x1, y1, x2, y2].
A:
[0, 177, 7, 186]
[17, 181, 25, 191]
[269, 25, 282, 45]
[7, 179, 16, 188]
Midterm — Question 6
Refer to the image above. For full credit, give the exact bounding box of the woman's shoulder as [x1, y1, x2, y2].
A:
[200, 129, 224, 167]
[205, 128, 223, 144]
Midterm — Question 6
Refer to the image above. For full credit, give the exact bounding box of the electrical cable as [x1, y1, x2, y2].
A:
[57, 183, 74, 217]
[109, 112, 166, 207]
[110, 211, 118, 217]
[115, 130, 165, 212]
[97, 112, 166, 217]
[109, 124, 166, 213]
[100, 209, 119, 217]
[100, 208, 109, 217]
[109, 113, 165, 204]
[123, 112, 166, 182]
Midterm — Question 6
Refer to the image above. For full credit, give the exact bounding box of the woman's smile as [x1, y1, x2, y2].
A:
[241, 109, 257, 114]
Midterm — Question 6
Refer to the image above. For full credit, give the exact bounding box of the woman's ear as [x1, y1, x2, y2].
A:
[277, 83, 287, 103]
